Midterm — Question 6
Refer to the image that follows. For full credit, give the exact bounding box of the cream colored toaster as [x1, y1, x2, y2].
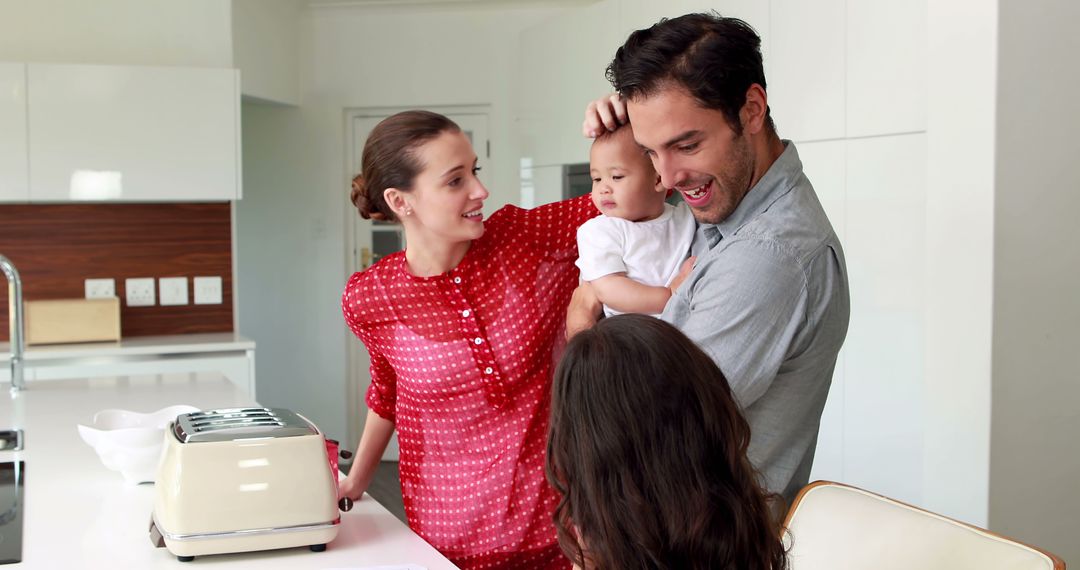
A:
[150, 407, 340, 562]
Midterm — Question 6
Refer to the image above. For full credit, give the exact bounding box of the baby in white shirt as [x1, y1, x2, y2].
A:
[576, 125, 696, 317]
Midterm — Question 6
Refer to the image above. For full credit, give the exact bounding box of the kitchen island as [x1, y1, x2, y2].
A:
[0, 373, 458, 568]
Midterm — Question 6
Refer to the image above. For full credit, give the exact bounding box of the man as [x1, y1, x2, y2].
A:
[577, 13, 850, 505]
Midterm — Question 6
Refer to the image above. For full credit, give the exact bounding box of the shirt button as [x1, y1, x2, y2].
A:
[484, 367, 493, 374]
[462, 309, 471, 318]
[474, 337, 483, 345]
[453, 277, 462, 284]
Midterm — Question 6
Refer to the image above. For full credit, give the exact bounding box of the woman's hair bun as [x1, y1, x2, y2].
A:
[351, 174, 388, 221]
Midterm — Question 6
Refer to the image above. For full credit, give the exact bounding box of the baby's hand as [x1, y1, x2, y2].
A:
[668, 257, 697, 293]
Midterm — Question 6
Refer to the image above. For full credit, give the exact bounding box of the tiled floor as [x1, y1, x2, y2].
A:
[364, 461, 406, 523]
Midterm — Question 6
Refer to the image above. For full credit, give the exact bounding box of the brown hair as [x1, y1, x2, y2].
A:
[547, 314, 787, 570]
[350, 110, 460, 221]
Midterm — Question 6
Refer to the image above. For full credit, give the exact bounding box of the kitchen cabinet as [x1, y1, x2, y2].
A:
[846, 0, 927, 137]
[842, 133, 927, 505]
[768, 0, 846, 143]
[0, 62, 29, 202]
[27, 63, 241, 202]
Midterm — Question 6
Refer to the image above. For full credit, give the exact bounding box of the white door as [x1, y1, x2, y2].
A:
[345, 110, 489, 460]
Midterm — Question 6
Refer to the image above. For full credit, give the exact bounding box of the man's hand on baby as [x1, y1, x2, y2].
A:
[583, 93, 628, 138]
[668, 257, 697, 295]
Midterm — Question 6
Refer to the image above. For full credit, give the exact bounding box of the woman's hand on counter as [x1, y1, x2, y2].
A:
[338, 412, 396, 507]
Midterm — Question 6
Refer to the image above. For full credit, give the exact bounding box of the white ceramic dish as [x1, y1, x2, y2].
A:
[78, 405, 199, 484]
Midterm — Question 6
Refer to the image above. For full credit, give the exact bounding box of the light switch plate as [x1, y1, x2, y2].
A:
[159, 277, 188, 306]
[84, 278, 115, 299]
[193, 276, 223, 305]
[125, 278, 155, 307]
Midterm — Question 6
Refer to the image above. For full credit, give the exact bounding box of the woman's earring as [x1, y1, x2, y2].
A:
[404, 209, 412, 216]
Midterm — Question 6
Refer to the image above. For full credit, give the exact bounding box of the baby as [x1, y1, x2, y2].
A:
[575, 125, 695, 317]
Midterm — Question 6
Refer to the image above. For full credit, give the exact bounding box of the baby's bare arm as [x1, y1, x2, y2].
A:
[591, 258, 696, 314]
[590, 273, 673, 314]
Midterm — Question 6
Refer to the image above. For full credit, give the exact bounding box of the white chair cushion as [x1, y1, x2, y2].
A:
[785, 483, 1058, 570]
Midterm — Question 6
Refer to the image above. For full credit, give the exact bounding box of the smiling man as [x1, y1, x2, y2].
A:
[579, 13, 850, 506]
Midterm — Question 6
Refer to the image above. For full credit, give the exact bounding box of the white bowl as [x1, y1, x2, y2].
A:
[77, 405, 199, 484]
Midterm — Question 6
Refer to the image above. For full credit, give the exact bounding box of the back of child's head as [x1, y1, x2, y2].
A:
[547, 314, 787, 570]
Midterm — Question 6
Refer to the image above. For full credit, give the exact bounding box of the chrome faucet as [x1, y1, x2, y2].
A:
[0, 255, 24, 393]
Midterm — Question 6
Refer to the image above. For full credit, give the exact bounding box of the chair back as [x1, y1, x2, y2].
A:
[783, 481, 1065, 570]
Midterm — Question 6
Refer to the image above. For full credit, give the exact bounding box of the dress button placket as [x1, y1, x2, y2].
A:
[448, 272, 504, 404]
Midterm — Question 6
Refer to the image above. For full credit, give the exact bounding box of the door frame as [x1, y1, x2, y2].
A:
[342, 104, 491, 455]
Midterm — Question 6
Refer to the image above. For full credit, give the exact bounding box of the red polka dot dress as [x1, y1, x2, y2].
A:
[341, 195, 598, 569]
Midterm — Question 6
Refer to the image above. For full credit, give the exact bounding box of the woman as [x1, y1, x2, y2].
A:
[339, 110, 598, 568]
[547, 314, 788, 569]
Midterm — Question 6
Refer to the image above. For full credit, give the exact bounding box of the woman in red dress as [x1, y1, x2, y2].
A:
[338, 110, 597, 569]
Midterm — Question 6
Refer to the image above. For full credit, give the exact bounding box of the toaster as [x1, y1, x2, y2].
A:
[149, 407, 340, 562]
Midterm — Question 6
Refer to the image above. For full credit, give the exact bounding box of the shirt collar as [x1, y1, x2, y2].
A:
[704, 140, 802, 242]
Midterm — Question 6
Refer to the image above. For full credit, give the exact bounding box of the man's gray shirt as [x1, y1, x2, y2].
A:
[661, 141, 850, 503]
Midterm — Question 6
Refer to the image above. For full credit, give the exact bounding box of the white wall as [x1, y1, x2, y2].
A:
[990, 0, 1080, 564]
[923, 0, 997, 528]
[236, 102, 353, 439]
[232, 0, 304, 105]
[0, 0, 232, 67]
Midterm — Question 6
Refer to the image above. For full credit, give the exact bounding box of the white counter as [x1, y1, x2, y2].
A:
[0, 373, 457, 569]
[1, 333, 257, 396]
[0, 332, 255, 361]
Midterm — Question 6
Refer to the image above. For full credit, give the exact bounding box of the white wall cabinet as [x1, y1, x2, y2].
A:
[846, 0, 927, 137]
[27, 63, 241, 202]
[768, 0, 845, 142]
[0, 62, 29, 202]
[842, 133, 927, 505]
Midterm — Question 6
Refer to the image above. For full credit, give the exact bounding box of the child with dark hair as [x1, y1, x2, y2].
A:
[546, 314, 787, 570]
[575, 125, 695, 318]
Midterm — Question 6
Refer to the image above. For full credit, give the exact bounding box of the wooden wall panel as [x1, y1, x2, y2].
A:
[0, 203, 232, 342]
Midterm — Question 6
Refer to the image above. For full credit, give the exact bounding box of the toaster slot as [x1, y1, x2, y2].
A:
[186, 408, 273, 419]
[173, 408, 319, 443]
[190, 417, 284, 429]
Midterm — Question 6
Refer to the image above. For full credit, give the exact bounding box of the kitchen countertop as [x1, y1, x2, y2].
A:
[0, 332, 255, 361]
[0, 373, 458, 568]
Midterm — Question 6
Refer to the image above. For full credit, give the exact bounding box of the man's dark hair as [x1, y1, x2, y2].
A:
[606, 12, 775, 135]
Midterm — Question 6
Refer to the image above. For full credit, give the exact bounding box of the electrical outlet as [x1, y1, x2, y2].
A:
[159, 277, 188, 306]
[125, 277, 155, 307]
[193, 276, 223, 305]
[84, 278, 115, 299]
